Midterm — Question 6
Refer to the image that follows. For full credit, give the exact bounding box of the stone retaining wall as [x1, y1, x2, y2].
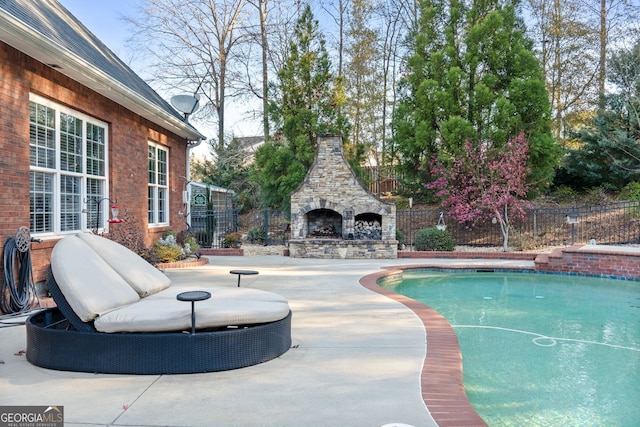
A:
[289, 239, 397, 259]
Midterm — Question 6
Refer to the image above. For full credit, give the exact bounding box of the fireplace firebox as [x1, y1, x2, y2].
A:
[306, 209, 342, 238]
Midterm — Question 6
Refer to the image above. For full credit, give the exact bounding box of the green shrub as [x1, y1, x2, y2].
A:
[619, 181, 640, 201]
[182, 235, 200, 255]
[223, 232, 242, 248]
[396, 230, 406, 249]
[395, 198, 411, 211]
[414, 227, 455, 251]
[153, 234, 184, 262]
[247, 226, 265, 244]
[549, 185, 577, 203]
[584, 186, 615, 205]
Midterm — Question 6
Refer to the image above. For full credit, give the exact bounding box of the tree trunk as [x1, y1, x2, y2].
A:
[499, 206, 509, 252]
[259, 0, 270, 140]
[598, 0, 607, 110]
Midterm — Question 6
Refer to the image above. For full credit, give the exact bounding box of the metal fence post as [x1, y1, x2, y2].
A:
[264, 208, 269, 246]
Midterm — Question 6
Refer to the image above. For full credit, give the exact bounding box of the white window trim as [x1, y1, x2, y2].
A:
[29, 93, 109, 237]
[148, 141, 170, 227]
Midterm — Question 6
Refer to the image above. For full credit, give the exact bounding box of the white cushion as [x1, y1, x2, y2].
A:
[51, 235, 140, 322]
[76, 233, 171, 297]
[94, 287, 290, 333]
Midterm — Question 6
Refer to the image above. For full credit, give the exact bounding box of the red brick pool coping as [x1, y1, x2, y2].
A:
[360, 265, 493, 427]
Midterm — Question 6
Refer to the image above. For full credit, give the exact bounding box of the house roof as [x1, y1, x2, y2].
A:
[0, 0, 204, 141]
[189, 181, 235, 195]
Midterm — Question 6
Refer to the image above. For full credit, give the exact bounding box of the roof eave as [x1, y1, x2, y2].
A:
[0, 12, 205, 142]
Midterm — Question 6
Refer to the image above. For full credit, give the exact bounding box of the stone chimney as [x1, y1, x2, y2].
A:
[289, 134, 397, 259]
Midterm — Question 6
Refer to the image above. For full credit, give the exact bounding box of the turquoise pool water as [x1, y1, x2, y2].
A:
[382, 271, 640, 426]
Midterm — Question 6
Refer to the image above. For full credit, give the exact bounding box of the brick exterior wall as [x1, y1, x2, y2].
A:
[0, 42, 189, 285]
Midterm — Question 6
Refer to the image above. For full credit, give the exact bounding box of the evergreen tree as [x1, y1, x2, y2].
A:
[558, 43, 640, 189]
[391, 0, 560, 199]
[252, 4, 349, 208]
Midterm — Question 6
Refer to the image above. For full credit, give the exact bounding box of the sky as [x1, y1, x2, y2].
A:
[57, 0, 261, 157]
[58, 0, 136, 61]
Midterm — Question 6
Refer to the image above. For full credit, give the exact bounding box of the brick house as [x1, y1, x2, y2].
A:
[0, 0, 204, 286]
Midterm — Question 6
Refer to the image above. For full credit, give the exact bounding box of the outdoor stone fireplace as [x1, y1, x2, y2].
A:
[289, 134, 397, 259]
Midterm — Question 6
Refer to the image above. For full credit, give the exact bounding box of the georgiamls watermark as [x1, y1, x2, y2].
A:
[0, 406, 63, 427]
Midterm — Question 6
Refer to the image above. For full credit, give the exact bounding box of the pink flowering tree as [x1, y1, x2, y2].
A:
[428, 132, 532, 251]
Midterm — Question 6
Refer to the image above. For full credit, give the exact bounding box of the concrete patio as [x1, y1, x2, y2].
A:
[0, 255, 533, 427]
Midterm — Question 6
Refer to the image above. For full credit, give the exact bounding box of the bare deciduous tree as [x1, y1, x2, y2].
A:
[128, 0, 251, 150]
[526, 0, 640, 142]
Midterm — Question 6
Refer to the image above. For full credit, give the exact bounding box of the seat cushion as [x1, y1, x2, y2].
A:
[94, 286, 291, 333]
[51, 235, 140, 322]
[76, 232, 171, 297]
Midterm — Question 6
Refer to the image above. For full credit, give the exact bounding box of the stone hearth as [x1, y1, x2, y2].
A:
[289, 134, 397, 259]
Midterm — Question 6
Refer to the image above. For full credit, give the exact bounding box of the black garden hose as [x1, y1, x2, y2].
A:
[1, 230, 39, 314]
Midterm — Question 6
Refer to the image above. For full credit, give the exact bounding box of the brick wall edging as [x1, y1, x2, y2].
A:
[534, 245, 640, 280]
[155, 257, 209, 270]
[199, 248, 244, 256]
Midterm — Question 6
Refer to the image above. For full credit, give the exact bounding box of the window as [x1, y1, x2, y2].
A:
[29, 94, 108, 235]
[148, 142, 169, 226]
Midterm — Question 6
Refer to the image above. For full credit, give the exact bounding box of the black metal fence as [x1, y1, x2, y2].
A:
[396, 200, 640, 249]
[190, 209, 239, 248]
[190, 200, 640, 249]
[244, 209, 290, 246]
[190, 209, 290, 248]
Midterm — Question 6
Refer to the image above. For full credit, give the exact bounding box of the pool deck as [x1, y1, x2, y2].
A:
[0, 255, 534, 427]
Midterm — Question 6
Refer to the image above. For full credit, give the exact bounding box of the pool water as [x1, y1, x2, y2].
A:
[383, 271, 640, 426]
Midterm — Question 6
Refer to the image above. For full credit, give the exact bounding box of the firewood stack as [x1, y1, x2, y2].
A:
[354, 220, 382, 240]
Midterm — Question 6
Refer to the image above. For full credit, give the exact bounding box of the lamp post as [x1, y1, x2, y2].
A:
[566, 208, 580, 245]
[436, 211, 446, 231]
[408, 197, 413, 251]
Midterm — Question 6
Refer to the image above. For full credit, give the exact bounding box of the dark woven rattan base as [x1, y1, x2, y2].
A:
[26, 308, 292, 374]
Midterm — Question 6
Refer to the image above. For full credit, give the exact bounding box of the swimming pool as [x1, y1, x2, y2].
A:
[382, 270, 640, 426]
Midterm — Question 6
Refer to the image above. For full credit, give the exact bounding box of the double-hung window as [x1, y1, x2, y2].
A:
[148, 142, 169, 226]
[29, 94, 108, 235]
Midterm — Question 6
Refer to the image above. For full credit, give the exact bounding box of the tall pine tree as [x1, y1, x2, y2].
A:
[252, 4, 349, 209]
[391, 0, 560, 199]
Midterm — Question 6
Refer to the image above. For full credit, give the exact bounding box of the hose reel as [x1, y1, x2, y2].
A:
[15, 226, 32, 253]
[1, 227, 40, 314]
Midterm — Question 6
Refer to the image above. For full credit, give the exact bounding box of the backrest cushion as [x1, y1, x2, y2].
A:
[76, 233, 171, 297]
[51, 235, 140, 322]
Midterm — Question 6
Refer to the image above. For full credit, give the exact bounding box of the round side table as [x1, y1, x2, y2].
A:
[177, 290, 211, 334]
[229, 270, 259, 287]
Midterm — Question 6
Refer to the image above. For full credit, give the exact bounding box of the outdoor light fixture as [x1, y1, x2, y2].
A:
[566, 212, 580, 224]
[436, 211, 446, 231]
[566, 208, 579, 244]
